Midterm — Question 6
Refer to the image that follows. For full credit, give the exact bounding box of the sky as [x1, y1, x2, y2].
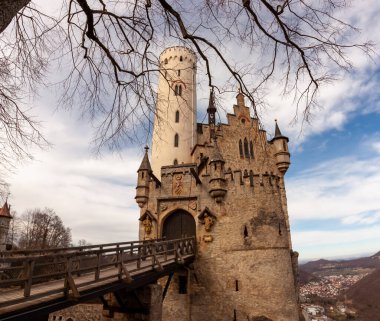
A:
[2, 0, 380, 262]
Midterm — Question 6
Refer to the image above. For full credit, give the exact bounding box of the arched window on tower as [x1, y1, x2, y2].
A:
[244, 138, 249, 158]
[178, 70, 181, 76]
[250, 140, 254, 158]
[174, 159, 178, 165]
[175, 85, 182, 96]
[175, 110, 179, 123]
[174, 134, 179, 147]
[239, 140, 243, 158]
[180, 56, 183, 61]
[164, 58, 168, 64]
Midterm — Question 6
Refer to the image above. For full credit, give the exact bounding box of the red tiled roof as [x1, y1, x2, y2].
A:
[0, 201, 12, 218]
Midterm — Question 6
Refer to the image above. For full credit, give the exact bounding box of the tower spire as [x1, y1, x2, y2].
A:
[274, 119, 283, 138]
[138, 145, 152, 172]
[207, 88, 217, 140]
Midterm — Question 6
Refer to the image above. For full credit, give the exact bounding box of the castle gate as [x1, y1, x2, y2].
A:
[162, 210, 195, 240]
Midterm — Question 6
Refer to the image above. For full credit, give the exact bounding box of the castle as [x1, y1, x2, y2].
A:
[0, 201, 12, 252]
[135, 46, 300, 321]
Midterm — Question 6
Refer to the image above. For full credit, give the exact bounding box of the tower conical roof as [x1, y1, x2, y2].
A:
[138, 146, 152, 172]
[274, 120, 283, 138]
[0, 201, 12, 218]
[271, 120, 289, 142]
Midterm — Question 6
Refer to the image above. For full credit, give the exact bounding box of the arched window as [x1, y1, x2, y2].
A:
[250, 140, 254, 158]
[164, 58, 168, 64]
[239, 140, 243, 158]
[244, 138, 249, 158]
[174, 85, 182, 96]
[175, 110, 179, 123]
[174, 159, 178, 165]
[180, 56, 183, 61]
[174, 133, 179, 147]
[178, 70, 181, 76]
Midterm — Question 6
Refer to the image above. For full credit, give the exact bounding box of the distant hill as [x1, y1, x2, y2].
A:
[298, 269, 320, 285]
[345, 267, 380, 321]
[300, 251, 380, 276]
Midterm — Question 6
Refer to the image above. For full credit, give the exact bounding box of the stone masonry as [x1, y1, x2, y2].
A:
[135, 46, 300, 321]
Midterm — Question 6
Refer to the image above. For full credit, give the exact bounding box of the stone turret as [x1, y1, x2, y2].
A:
[0, 201, 12, 251]
[135, 146, 151, 208]
[208, 139, 227, 203]
[271, 120, 291, 174]
[151, 46, 197, 175]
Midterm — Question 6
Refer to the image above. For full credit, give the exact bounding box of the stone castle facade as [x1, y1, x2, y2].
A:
[0, 201, 12, 251]
[135, 46, 300, 321]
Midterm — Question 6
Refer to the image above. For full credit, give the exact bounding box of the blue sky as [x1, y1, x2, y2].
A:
[2, 0, 380, 262]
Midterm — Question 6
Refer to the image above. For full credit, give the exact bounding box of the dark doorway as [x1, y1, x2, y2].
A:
[162, 210, 196, 240]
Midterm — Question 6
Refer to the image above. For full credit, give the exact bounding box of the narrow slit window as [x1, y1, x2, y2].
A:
[278, 223, 282, 236]
[164, 58, 168, 64]
[174, 134, 179, 147]
[235, 280, 239, 291]
[244, 225, 248, 238]
[180, 56, 183, 61]
[250, 141, 254, 158]
[178, 70, 181, 76]
[244, 138, 249, 158]
[175, 110, 179, 123]
[283, 140, 287, 151]
[174, 85, 182, 96]
[239, 140, 243, 158]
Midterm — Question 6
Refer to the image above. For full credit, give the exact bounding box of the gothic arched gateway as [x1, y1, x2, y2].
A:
[162, 210, 195, 240]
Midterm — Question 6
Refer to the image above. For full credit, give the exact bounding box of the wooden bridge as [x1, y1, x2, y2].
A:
[0, 237, 196, 321]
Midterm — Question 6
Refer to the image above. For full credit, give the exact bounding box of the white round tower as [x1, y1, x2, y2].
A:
[151, 46, 197, 176]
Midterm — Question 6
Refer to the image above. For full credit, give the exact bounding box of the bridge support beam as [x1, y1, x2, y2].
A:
[101, 284, 163, 321]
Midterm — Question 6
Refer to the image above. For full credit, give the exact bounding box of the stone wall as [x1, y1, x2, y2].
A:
[137, 95, 299, 320]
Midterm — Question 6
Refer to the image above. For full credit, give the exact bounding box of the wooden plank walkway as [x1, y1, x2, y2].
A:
[0, 237, 195, 317]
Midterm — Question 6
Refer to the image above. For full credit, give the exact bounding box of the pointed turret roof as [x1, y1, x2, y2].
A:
[207, 89, 216, 114]
[274, 120, 283, 137]
[137, 146, 152, 172]
[0, 201, 12, 218]
[209, 138, 225, 163]
[271, 120, 289, 142]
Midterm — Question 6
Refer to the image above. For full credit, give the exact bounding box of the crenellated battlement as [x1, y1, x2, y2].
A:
[159, 46, 197, 65]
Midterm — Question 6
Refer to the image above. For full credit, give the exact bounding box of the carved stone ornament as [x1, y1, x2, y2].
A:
[203, 235, 213, 242]
[198, 207, 217, 232]
[142, 217, 153, 235]
[189, 201, 197, 210]
[173, 174, 184, 195]
[203, 214, 214, 232]
[160, 204, 168, 212]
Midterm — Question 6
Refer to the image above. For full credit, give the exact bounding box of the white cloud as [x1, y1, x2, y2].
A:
[287, 155, 380, 221]
[372, 141, 380, 154]
[293, 225, 380, 260]
[342, 211, 380, 225]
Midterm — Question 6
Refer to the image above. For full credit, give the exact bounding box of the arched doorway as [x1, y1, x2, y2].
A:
[162, 210, 196, 240]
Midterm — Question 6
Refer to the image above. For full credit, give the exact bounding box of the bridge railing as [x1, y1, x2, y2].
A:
[0, 237, 195, 303]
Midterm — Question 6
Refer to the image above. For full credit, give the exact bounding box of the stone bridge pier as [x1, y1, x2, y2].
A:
[101, 284, 163, 321]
